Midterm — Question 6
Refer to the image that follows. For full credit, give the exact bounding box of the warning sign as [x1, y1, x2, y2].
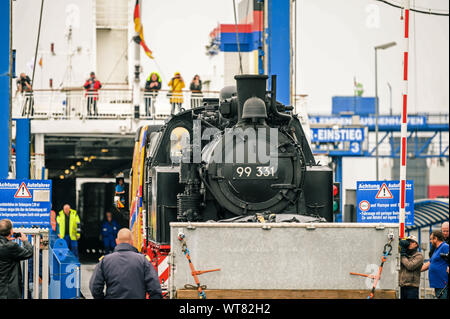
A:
[14, 182, 32, 198]
[0, 179, 52, 228]
[356, 180, 414, 225]
[375, 183, 393, 199]
[359, 200, 370, 212]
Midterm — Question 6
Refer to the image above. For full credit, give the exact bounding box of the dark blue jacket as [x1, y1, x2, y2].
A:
[0, 236, 33, 299]
[101, 220, 119, 240]
[89, 243, 162, 299]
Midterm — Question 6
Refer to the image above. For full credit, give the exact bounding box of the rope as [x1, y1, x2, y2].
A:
[104, 38, 133, 85]
[31, 0, 44, 90]
[232, 0, 243, 75]
[436, 284, 448, 299]
[375, 0, 449, 16]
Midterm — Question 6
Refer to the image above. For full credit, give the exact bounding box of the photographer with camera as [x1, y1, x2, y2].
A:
[421, 230, 449, 299]
[0, 219, 33, 299]
[398, 235, 424, 299]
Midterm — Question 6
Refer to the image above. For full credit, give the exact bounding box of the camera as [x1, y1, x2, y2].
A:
[12, 232, 22, 239]
[399, 239, 410, 248]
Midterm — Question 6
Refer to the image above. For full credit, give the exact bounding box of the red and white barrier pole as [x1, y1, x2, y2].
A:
[399, 0, 410, 238]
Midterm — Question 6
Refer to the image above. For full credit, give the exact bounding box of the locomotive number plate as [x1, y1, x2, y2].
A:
[232, 165, 278, 180]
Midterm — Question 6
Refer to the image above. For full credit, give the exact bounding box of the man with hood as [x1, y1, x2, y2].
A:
[168, 72, 185, 115]
[398, 235, 424, 299]
[144, 72, 162, 117]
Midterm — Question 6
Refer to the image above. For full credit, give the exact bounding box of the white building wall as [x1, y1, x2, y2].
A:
[13, 0, 95, 89]
[96, 0, 128, 85]
[96, 29, 128, 84]
[223, 51, 254, 87]
[203, 52, 225, 92]
[428, 160, 450, 186]
[342, 157, 392, 207]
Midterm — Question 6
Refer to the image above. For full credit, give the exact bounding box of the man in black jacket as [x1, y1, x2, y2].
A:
[89, 228, 162, 299]
[0, 219, 33, 299]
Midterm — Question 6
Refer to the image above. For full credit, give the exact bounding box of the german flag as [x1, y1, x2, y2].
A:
[134, 0, 154, 59]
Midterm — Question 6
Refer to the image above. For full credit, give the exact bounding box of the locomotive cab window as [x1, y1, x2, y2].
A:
[147, 132, 162, 159]
[170, 127, 190, 163]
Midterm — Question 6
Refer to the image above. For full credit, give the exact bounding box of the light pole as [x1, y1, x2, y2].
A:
[387, 82, 392, 116]
[374, 41, 396, 180]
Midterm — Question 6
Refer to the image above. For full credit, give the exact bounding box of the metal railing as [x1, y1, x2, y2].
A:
[14, 227, 50, 299]
[12, 89, 312, 121]
[365, 130, 449, 158]
[8, 155, 42, 180]
[12, 89, 220, 120]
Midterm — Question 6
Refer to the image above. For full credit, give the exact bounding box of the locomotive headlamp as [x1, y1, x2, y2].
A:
[242, 97, 267, 120]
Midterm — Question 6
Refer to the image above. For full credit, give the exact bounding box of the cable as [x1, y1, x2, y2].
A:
[390, 0, 449, 14]
[258, 0, 263, 74]
[152, 58, 168, 86]
[374, 0, 449, 16]
[104, 38, 133, 84]
[232, 0, 243, 74]
[294, 0, 297, 109]
[31, 0, 44, 90]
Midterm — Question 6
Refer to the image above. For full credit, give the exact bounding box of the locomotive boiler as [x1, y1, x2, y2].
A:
[129, 74, 334, 292]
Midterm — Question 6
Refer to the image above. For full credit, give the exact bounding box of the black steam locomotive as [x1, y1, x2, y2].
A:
[131, 74, 333, 249]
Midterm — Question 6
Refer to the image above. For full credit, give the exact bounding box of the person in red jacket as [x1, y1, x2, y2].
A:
[83, 72, 102, 116]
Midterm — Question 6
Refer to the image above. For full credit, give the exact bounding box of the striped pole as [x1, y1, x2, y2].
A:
[399, 0, 410, 238]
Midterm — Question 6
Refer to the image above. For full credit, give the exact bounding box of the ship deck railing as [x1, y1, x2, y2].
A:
[12, 89, 310, 120]
[12, 89, 221, 120]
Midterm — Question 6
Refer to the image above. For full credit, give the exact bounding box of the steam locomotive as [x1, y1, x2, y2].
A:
[129, 74, 334, 291]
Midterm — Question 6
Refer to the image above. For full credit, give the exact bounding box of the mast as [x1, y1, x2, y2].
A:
[132, 0, 141, 119]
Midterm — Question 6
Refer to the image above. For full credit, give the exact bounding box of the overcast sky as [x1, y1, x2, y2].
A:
[139, 0, 235, 84]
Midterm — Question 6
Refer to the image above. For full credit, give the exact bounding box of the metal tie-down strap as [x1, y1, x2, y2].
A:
[350, 234, 394, 299]
[177, 232, 220, 299]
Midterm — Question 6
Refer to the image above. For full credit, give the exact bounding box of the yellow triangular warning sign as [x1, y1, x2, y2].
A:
[14, 182, 32, 198]
[375, 183, 393, 199]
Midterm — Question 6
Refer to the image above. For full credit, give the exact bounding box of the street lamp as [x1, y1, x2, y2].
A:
[387, 82, 393, 116]
[375, 41, 396, 180]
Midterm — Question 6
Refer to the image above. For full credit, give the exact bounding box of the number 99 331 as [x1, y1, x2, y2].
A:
[232, 165, 278, 180]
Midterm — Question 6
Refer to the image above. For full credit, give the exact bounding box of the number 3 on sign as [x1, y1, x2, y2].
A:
[350, 142, 360, 154]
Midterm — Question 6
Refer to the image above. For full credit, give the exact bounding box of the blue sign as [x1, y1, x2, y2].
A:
[309, 115, 427, 130]
[356, 180, 414, 225]
[0, 179, 52, 228]
[0, 0, 10, 178]
[312, 142, 364, 156]
[310, 127, 365, 142]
